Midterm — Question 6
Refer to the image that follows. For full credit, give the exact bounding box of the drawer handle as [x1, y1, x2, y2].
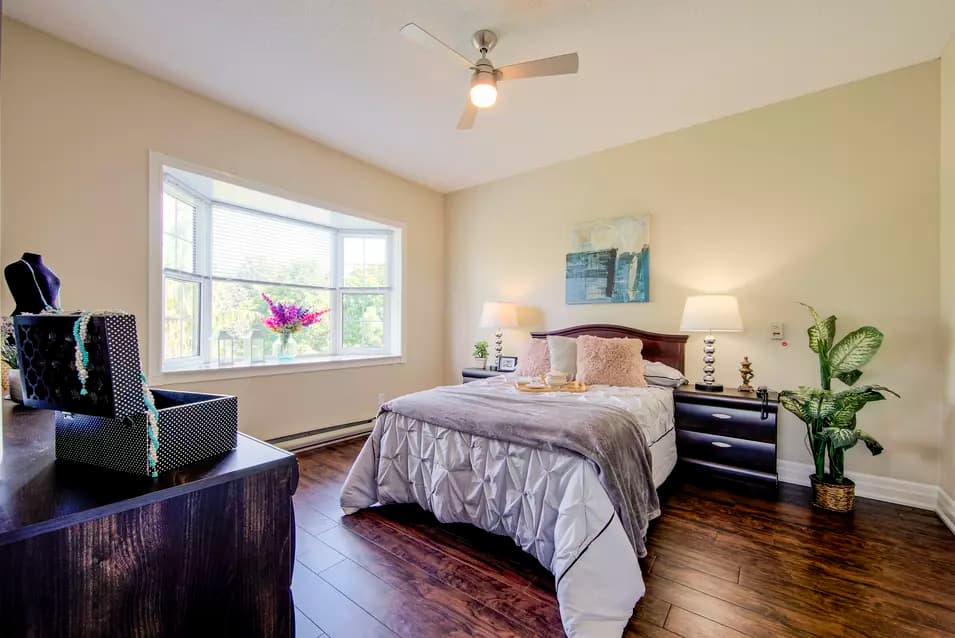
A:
[711, 413, 733, 420]
[711, 441, 732, 448]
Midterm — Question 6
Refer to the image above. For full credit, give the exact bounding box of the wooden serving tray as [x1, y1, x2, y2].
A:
[516, 380, 589, 393]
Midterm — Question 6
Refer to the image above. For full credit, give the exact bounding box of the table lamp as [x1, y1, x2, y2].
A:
[679, 295, 743, 392]
[479, 301, 518, 370]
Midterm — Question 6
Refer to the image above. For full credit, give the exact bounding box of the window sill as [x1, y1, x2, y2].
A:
[153, 353, 405, 385]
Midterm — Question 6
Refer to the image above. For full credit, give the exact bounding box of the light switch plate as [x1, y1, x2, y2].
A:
[770, 322, 784, 340]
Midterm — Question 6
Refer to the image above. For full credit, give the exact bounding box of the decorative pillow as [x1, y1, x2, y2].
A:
[644, 361, 688, 388]
[575, 335, 648, 387]
[516, 339, 550, 377]
[546, 335, 578, 380]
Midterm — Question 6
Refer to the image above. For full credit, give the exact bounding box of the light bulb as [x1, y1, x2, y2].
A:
[469, 71, 498, 108]
[469, 82, 497, 108]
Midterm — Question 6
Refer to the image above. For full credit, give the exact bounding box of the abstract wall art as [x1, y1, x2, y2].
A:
[565, 215, 650, 304]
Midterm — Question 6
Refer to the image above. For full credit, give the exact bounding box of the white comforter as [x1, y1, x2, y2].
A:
[340, 377, 674, 637]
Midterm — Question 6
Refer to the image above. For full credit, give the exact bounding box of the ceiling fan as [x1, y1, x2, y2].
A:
[399, 23, 579, 129]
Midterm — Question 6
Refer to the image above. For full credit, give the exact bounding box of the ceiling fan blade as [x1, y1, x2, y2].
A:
[457, 101, 478, 130]
[400, 23, 473, 68]
[498, 52, 579, 81]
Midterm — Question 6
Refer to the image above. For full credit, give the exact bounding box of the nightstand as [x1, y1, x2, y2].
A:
[462, 368, 505, 383]
[673, 386, 779, 486]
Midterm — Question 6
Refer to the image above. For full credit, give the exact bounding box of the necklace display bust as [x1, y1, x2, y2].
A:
[4, 252, 61, 314]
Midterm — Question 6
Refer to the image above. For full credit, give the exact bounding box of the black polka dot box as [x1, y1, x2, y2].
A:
[55, 388, 238, 475]
[12, 312, 239, 476]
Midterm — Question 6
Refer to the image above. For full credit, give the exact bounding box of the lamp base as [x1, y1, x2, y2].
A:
[695, 382, 724, 392]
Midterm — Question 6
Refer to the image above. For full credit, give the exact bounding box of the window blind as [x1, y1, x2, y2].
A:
[211, 204, 332, 288]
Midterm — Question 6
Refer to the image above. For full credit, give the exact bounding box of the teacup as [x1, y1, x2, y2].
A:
[545, 371, 568, 386]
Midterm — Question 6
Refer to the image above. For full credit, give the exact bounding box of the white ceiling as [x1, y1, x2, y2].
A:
[6, 1, 955, 193]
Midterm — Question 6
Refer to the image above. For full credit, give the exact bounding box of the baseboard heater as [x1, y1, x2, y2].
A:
[267, 417, 374, 453]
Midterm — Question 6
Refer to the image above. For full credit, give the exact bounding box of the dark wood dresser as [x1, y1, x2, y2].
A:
[462, 368, 504, 383]
[0, 401, 298, 638]
[674, 387, 779, 486]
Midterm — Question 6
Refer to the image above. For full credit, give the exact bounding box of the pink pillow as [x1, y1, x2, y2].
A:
[575, 335, 648, 387]
[516, 339, 550, 377]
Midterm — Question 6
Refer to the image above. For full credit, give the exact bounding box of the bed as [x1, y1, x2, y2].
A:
[340, 324, 688, 638]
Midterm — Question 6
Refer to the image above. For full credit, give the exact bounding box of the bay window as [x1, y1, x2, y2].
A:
[154, 160, 401, 373]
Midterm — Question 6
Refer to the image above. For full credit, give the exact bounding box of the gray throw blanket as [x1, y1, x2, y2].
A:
[382, 382, 661, 557]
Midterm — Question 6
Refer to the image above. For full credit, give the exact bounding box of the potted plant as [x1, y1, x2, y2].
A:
[780, 304, 898, 512]
[472, 340, 489, 370]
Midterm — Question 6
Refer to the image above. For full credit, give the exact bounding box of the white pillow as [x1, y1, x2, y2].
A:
[546, 335, 578, 380]
[643, 361, 688, 388]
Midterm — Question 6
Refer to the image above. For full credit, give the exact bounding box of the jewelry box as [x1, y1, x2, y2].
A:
[12, 313, 238, 476]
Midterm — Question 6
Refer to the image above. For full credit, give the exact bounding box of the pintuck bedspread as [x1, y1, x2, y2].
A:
[339, 377, 674, 638]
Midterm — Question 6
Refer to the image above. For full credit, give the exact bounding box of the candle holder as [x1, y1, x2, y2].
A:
[738, 356, 754, 392]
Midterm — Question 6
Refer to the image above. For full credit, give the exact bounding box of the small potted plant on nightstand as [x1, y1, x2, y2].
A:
[472, 340, 489, 370]
[780, 304, 899, 512]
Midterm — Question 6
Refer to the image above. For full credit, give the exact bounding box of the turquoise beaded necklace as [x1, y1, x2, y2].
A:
[19, 258, 61, 312]
[73, 311, 161, 478]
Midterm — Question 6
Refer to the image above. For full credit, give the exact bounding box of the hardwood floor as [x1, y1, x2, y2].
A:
[291, 437, 955, 638]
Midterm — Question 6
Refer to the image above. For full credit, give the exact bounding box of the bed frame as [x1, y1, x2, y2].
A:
[530, 324, 688, 373]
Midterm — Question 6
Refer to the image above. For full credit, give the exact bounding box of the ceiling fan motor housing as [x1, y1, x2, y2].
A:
[472, 29, 498, 54]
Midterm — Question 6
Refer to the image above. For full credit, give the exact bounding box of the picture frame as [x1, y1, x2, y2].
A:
[497, 355, 518, 372]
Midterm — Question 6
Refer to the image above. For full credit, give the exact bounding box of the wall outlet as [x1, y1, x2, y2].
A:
[770, 322, 784, 340]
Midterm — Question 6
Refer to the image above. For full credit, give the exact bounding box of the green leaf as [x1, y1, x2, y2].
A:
[858, 431, 884, 456]
[800, 303, 835, 354]
[827, 385, 891, 425]
[834, 369, 863, 386]
[829, 409, 857, 429]
[808, 315, 836, 354]
[869, 384, 901, 399]
[780, 392, 813, 425]
[781, 387, 843, 427]
[823, 428, 859, 450]
[828, 327, 884, 374]
[844, 384, 899, 401]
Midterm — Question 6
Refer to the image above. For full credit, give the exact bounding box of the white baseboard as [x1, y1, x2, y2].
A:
[939, 489, 955, 536]
[777, 460, 938, 511]
[272, 422, 373, 453]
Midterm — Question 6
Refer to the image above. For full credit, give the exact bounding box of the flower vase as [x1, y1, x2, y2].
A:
[274, 333, 297, 362]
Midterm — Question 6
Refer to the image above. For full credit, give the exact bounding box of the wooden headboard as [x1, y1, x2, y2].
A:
[530, 324, 689, 373]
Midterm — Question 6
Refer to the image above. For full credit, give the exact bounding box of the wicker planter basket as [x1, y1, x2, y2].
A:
[810, 474, 855, 512]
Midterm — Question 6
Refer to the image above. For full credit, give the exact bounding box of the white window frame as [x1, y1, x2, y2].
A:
[148, 152, 405, 384]
[338, 231, 393, 355]
[160, 180, 205, 368]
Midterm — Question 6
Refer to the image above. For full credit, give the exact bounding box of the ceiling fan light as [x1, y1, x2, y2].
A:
[469, 72, 498, 108]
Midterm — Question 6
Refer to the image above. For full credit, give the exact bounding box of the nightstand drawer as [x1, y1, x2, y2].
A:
[462, 368, 504, 383]
[675, 401, 775, 443]
[676, 430, 776, 475]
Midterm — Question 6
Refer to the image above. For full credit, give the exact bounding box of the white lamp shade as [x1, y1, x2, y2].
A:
[680, 295, 743, 332]
[479, 301, 518, 328]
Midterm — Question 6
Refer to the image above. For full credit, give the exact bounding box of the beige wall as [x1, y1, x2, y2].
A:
[447, 62, 941, 485]
[941, 40, 955, 497]
[0, 21, 445, 441]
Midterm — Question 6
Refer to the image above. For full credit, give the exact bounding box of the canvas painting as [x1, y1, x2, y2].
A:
[565, 215, 650, 304]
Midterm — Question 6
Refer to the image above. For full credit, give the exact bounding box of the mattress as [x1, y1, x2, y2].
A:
[650, 426, 678, 488]
[340, 379, 676, 637]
